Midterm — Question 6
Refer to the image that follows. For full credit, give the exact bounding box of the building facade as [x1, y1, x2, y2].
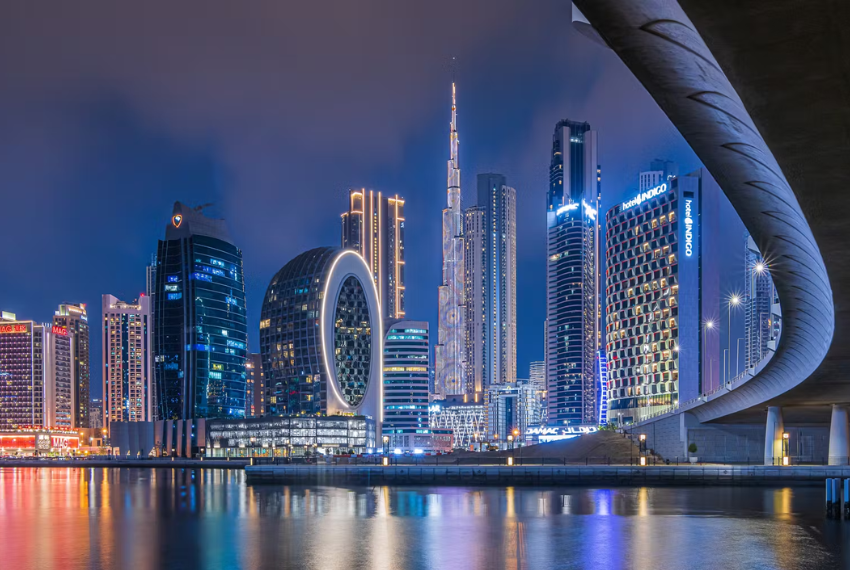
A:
[102, 295, 154, 429]
[153, 202, 248, 420]
[382, 320, 430, 439]
[53, 303, 90, 427]
[44, 325, 75, 429]
[604, 169, 719, 424]
[245, 353, 264, 418]
[260, 248, 383, 431]
[89, 399, 103, 430]
[429, 393, 485, 449]
[744, 232, 781, 370]
[341, 189, 405, 320]
[546, 119, 600, 426]
[465, 173, 517, 394]
[435, 83, 467, 398]
[0, 313, 45, 428]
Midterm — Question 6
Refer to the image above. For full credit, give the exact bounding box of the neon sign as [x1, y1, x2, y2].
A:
[555, 203, 579, 216]
[684, 199, 694, 257]
[51, 326, 68, 336]
[582, 200, 597, 221]
[172, 214, 183, 228]
[0, 324, 28, 334]
[527, 426, 598, 436]
[621, 183, 667, 211]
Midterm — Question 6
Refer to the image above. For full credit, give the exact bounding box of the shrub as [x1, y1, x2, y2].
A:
[688, 443, 698, 454]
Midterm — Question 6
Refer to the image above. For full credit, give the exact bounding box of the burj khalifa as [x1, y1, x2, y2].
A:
[435, 83, 467, 397]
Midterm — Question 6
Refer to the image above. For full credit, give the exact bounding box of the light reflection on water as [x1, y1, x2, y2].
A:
[0, 467, 843, 570]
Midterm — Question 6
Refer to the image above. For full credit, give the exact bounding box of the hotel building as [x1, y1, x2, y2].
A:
[0, 313, 45, 428]
[604, 168, 719, 424]
[102, 295, 154, 428]
[341, 189, 406, 320]
[53, 303, 90, 427]
[44, 324, 75, 429]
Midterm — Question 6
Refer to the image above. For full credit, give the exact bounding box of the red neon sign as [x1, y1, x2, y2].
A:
[0, 324, 28, 334]
[51, 325, 68, 336]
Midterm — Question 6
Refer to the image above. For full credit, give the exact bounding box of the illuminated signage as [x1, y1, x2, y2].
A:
[555, 203, 579, 216]
[172, 214, 183, 228]
[582, 200, 597, 221]
[621, 183, 667, 211]
[684, 199, 694, 257]
[527, 425, 598, 442]
[0, 324, 28, 334]
[51, 325, 68, 336]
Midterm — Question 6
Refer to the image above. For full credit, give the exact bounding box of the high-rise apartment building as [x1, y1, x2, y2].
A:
[245, 353, 264, 418]
[53, 303, 90, 427]
[546, 119, 600, 426]
[604, 168, 720, 424]
[383, 320, 433, 448]
[90, 398, 103, 429]
[744, 233, 781, 370]
[435, 83, 467, 398]
[465, 173, 517, 394]
[44, 324, 75, 429]
[0, 313, 45, 428]
[153, 202, 248, 420]
[639, 159, 679, 191]
[341, 189, 405, 320]
[102, 295, 153, 428]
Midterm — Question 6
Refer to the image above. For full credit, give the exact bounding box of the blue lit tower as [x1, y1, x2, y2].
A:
[546, 119, 600, 426]
[435, 83, 467, 397]
[153, 202, 248, 420]
[382, 320, 430, 442]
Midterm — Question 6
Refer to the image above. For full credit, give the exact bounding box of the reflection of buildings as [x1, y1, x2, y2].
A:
[546, 119, 600, 426]
[0, 314, 46, 428]
[153, 202, 248, 420]
[605, 168, 720, 424]
[465, 173, 517, 393]
[260, 248, 382, 431]
[744, 233, 781, 370]
[102, 295, 154, 428]
[435, 83, 467, 398]
[341, 189, 406, 320]
[53, 303, 90, 428]
[429, 394, 485, 449]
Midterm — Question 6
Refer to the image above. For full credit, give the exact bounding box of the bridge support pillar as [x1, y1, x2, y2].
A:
[828, 405, 849, 465]
[764, 406, 783, 466]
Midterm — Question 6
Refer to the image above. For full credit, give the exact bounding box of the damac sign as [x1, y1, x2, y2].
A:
[684, 199, 694, 257]
[621, 183, 667, 211]
[0, 324, 27, 334]
[51, 325, 68, 336]
[527, 426, 598, 436]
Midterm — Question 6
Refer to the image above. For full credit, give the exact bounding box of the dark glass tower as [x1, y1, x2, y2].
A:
[153, 202, 248, 420]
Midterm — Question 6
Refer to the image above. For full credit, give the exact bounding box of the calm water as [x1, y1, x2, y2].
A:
[1, 468, 847, 570]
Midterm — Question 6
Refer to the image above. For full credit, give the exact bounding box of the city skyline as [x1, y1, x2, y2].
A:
[1, 1, 729, 403]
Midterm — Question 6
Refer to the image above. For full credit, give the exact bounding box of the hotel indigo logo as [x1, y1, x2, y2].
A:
[621, 183, 667, 211]
[684, 199, 694, 257]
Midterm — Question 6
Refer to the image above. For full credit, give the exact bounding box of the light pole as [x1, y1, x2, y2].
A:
[727, 295, 740, 385]
[703, 320, 714, 393]
[735, 337, 744, 379]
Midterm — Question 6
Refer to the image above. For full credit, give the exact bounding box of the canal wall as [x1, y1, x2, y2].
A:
[0, 458, 247, 469]
[245, 464, 850, 486]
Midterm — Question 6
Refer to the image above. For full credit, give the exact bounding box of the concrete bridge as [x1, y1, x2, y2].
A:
[573, 0, 850, 464]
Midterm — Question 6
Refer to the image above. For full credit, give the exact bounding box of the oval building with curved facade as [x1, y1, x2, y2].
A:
[260, 247, 382, 432]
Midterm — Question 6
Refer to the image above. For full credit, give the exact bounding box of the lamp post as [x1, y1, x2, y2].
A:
[782, 432, 790, 466]
[703, 320, 714, 392]
[727, 295, 741, 385]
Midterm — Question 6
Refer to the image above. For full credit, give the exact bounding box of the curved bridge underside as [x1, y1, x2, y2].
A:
[574, 0, 850, 424]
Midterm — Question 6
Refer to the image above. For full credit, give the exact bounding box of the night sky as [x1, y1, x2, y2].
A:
[2, 1, 747, 398]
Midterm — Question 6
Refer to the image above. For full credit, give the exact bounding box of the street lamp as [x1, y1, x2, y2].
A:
[782, 432, 790, 466]
[703, 320, 715, 391]
[727, 295, 741, 384]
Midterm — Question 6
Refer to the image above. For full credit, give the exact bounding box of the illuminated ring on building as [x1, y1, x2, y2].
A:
[320, 250, 383, 421]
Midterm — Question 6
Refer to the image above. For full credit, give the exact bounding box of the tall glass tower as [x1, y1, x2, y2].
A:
[435, 83, 467, 397]
[546, 120, 600, 426]
[153, 202, 247, 420]
[465, 173, 516, 393]
[53, 303, 90, 427]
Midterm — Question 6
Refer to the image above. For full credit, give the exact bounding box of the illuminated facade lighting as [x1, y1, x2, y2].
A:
[53, 303, 90, 428]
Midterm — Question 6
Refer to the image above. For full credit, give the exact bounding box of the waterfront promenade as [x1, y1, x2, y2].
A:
[0, 458, 248, 469]
[246, 463, 850, 486]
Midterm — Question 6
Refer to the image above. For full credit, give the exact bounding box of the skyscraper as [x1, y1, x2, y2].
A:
[44, 324, 75, 429]
[382, 320, 432, 448]
[341, 189, 406, 319]
[245, 353, 264, 418]
[744, 233, 781, 370]
[153, 202, 248, 420]
[102, 295, 154, 428]
[53, 303, 90, 427]
[546, 119, 600, 426]
[465, 173, 517, 393]
[0, 313, 45, 428]
[435, 83, 467, 397]
[639, 159, 679, 191]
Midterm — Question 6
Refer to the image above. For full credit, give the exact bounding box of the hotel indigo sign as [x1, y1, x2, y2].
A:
[621, 183, 667, 211]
